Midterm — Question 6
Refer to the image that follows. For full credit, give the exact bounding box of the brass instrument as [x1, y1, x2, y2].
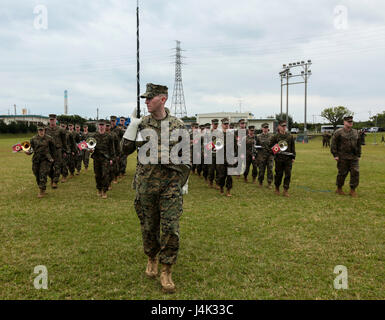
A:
[213, 137, 224, 151]
[278, 140, 288, 152]
[86, 137, 97, 150]
[21, 141, 33, 154]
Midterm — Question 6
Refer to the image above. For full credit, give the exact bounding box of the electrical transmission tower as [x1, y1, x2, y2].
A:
[171, 40, 187, 118]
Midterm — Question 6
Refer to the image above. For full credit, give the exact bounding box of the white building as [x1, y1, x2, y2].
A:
[196, 112, 254, 125]
[0, 115, 49, 125]
[196, 112, 277, 131]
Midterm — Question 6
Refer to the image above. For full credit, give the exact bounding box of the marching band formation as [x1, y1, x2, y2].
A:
[10, 82, 362, 294]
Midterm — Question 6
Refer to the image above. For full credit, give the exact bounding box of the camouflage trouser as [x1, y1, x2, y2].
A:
[258, 153, 274, 184]
[75, 151, 82, 172]
[274, 156, 293, 190]
[49, 147, 63, 183]
[336, 158, 359, 189]
[33, 159, 52, 190]
[134, 172, 183, 265]
[113, 156, 120, 179]
[93, 157, 111, 192]
[67, 152, 75, 175]
[119, 154, 128, 175]
[216, 164, 233, 190]
[82, 149, 90, 168]
[208, 154, 217, 183]
[202, 164, 209, 179]
[244, 153, 258, 178]
[61, 152, 68, 177]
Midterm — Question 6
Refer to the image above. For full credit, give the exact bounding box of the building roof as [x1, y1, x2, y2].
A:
[0, 115, 49, 118]
[197, 112, 253, 117]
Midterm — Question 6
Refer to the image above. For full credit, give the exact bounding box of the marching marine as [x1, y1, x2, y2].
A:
[121, 83, 190, 293]
[331, 116, 361, 197]
[27, 123, 55, 198]
[270, 120, 296, 197]
[243, 125, 258, 183]
[255, 123, 274, 188]
[45, 114, 68, 188]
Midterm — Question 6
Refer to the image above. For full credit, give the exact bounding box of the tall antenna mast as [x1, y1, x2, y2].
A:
[136, 0, 140, 118]
[171, 40, 187, 118]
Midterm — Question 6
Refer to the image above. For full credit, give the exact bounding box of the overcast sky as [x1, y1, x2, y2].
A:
[0, 0, 384, 122]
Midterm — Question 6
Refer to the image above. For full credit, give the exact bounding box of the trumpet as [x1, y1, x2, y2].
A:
[86, 137, 97, 150]
[21, 141, 33, 154]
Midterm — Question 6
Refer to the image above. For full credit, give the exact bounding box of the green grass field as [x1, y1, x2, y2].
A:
[1, 133, 384, 299]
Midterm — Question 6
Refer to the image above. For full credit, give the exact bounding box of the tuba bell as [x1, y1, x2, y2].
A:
[21, 141, 33, 153]
[86, 137, 97, 150]
[213, 137, 224, 151]
[278, 140, 288, 152]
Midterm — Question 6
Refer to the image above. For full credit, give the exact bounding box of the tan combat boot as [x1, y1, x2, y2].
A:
[266, 183, 272, 189]
[259, 182, 263, 188]
[160, 264, 176, 293]
[336, 188, 345, 195]
[37, 189, 44, 198]
[145, 257, 159, 278]
[274, 187, 280, 195]
[244, 177, 248, 183]
[61, 177, 67, 183]
[220, 187, 224, 194]
[215, 184, 221, 190]
[252, 177, 256, 184]
[208, 181, 213, 188]
[51, 182, 58, 189]
[226, 189, 232, 197]
[283, 188, 289, 197]
[349, 189, 358, 197]
[97, 190, 102, 197]
[101, 191, 108, 199]
[113, 178, 118, 184]
[108, 184, 112, 191]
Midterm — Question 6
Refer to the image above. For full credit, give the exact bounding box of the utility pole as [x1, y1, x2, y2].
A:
[97, 107, 99, 120]
[239, 99, 242, 113]
[171, 40, 187, 118]
[136, 0, 140, 118]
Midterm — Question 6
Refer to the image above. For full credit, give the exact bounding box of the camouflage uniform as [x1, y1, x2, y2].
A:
[111, 124, 122, 179]
[331, 127, 361, 190]
[243, 133, 258, 180]
[74, 129, 83, 173]
[270, 132, 296, 190]
[256, 131, 274, 185]
[45, 124, 67, 184]
[216, 122, 237, 191]
[30, 133, 55, 190]
[81, 131, 91, 169]
[67, 129, 77, 175]
[122, 107, 190, 265]
[92, 131, 115, 192]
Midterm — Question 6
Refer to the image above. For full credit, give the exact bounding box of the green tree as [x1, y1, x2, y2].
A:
[57, 114, 87, 125]
[321, 106, 353, 130]
[370, 111, 385, 128]
[275, 113, 293, 130]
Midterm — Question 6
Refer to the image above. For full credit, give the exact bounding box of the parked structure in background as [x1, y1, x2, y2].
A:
[0, 114, 49, 125]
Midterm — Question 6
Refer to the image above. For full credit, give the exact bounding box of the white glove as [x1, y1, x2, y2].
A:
[123, 108, 143, 141]
[181, 178, 189, 195]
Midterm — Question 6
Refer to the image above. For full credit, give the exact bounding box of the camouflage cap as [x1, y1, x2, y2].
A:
[248, 125, 255, 130]
[140, 83, 168, 99]
[199, 124, 205, 129]
[192, 122, 199, 127]
[75, 123, 80, 128]
[120, 116, 126, 121]
[344, 116, 353, 121]
[110, 116, 117, 121]
[238, 119, 246, 123]
[278, 119, 287, 126]
[37, 122, 45, 130]
[204, 123, 211, 128]
[211, 118, 219, 124]
[49, 114, 57, 119]
[68, 123, 74, 127]
[106, 123, 111, 127]
[262, 122, 269, 128]
[97, 119, 106, 125]
[229, 123, 235, 128]
[221, 118, 230, 124]
[83, 124, 88, 127]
